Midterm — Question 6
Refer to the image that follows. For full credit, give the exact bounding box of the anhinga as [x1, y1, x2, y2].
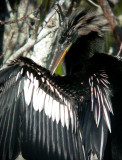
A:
[0, 7, 122, 160]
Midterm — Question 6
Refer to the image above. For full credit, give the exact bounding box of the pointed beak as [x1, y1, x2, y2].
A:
[50, 44, 72, 75]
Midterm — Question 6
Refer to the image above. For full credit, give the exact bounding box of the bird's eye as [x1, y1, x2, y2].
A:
[67, 40, 70, 44]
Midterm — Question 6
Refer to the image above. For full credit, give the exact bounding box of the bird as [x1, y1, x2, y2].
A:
[50, 7, 122, 160]
[0, 7, 121, 160]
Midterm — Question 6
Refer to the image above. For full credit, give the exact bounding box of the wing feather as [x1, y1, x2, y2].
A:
[0, 57, 82, 160]
[0, 56, 119, 160]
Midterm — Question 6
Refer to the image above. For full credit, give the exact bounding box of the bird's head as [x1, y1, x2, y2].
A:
[50, 7, 108, 75]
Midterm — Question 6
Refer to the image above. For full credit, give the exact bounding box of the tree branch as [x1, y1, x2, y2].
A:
[96, 0, 122, 49]
[5, 27, 58, 64]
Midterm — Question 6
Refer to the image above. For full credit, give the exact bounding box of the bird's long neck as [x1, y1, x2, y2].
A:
[65, 32, 105, 75]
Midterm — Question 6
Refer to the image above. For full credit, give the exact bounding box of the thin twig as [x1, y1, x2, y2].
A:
[88, 0, 100, 8]
[0, 8, 40, 25]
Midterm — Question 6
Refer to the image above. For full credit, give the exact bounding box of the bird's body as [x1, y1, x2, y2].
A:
[0, 7, 122, 160]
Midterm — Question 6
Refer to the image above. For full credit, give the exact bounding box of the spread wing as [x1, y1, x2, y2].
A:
[0, 56, 115, 160]
[0, 57, 84, 160]
[80, 54, 122, 160]
[81, 70, 113, 160]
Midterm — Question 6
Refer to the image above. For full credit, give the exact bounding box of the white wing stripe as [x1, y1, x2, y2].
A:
[24, 79, 33, 105]
[24, 72, 76, 130]
[60, 104, 65, 128]
[33, 78, 39, 111]
[103, 94, 113, 114]
[65, 106, 70, 130]
[100, 79, 109, 88]
[100, 125, 104, 160]
[38, 89, 45, 112]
